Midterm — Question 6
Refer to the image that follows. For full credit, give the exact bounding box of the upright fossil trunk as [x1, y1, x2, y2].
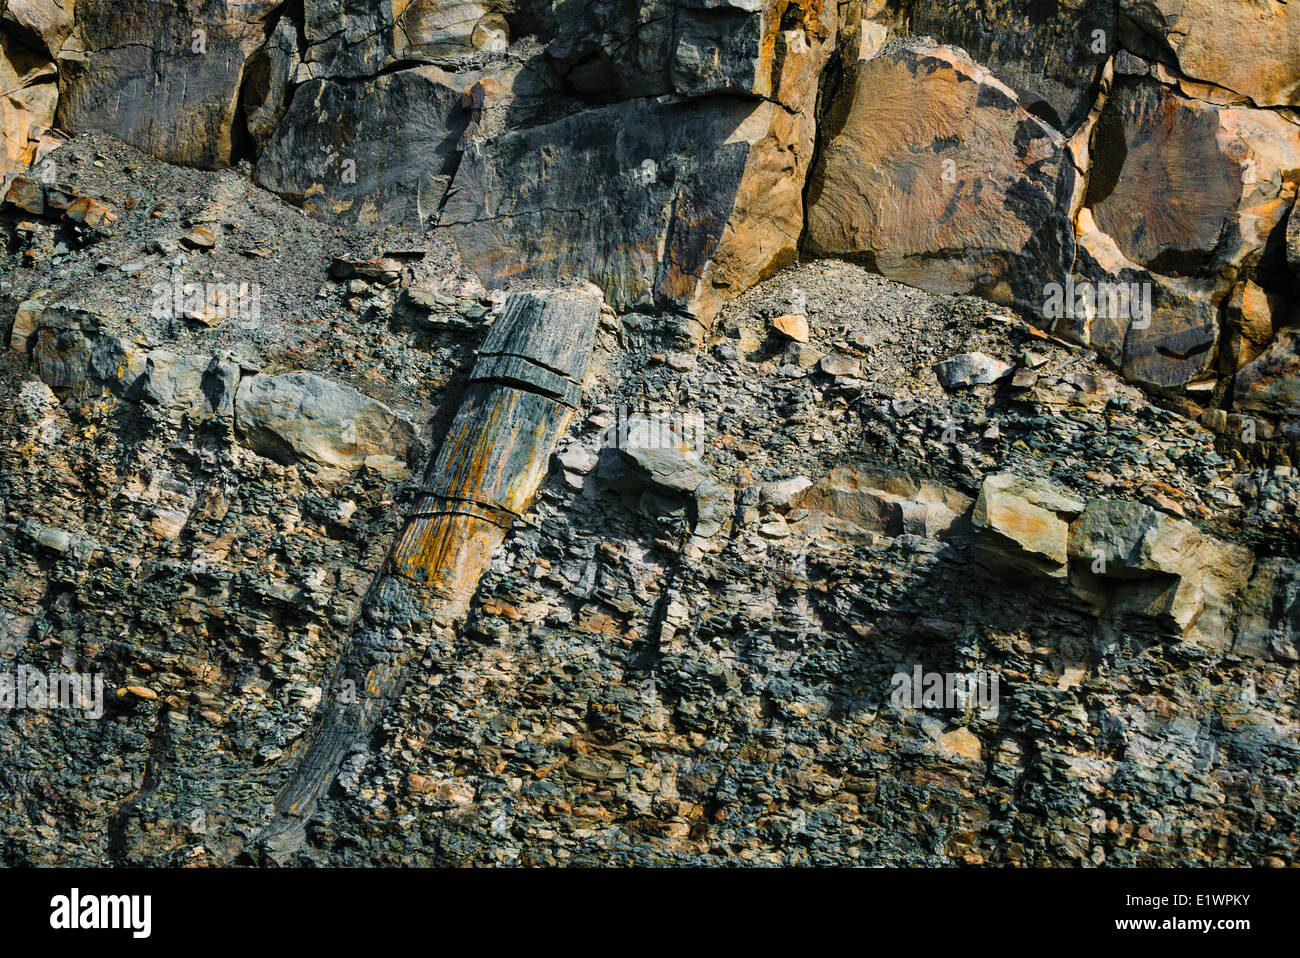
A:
[257, 286, 602, 859]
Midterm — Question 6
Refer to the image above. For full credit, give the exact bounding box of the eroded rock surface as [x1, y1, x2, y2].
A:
[805, 41, 1077, 313]
[0, 0, 1297, 870]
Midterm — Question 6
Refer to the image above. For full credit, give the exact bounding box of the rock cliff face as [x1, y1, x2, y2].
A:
[0, 1, 1298, 866]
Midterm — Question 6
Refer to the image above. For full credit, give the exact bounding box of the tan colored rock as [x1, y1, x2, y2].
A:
[795, 465, 971, 539]
[63, 195, 114, 230]
[936, 726, 982, 762]
[908, 0, 1115, 132]
[9, 295, 45, 351]
[772, 314, 809, 343]
[3, 0, 75, 58]
[1224, 279, 1292, 370]
[0, 33, 57, 185]
[1067, 209, 1224, 393]
[805, 41, 1075, 311]
[1061, 75, 1299, 395]
[972, 474, 1085, 579]
[1119, 0, 1300, 107]
[1085, 78, 1299, 278]
[1234, 327, 1300, 418]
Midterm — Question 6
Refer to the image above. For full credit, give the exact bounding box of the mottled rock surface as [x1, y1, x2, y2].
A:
[0, 0, 1298, 870]
[805, 41, 1076, 313]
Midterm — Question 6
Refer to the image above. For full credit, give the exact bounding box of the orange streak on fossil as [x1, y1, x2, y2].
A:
[254, 287, 602, 859]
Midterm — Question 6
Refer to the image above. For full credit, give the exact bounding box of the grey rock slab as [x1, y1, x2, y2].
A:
[234, 372, 414, 469]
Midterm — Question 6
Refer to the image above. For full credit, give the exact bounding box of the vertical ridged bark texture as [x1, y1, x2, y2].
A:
[256, 286, 602, 860]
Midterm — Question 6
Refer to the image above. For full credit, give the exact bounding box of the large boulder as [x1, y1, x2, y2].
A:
[1119, 0, 1300, 107]
[1062, 72, 1300, 394]
[234, 372, 414, 470]
[55, 0, 282, 169]
[805, 41, 1076, 313]
[1083, 76, 1298, 279]
[601, 415, 712, 496]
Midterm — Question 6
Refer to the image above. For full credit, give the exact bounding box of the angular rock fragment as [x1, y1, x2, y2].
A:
[796, 465, 972, 539]
[972, 474, 1085, 579]
[602, 416, 711, 496]
[329, 257, 402, 286]
[772, 314, 809, 343]
[758, 475, 813, 511]
[28, 306, 144, 397]
[8, 295, 45, 351]
[933, 352, 1012, 389]
[1068, 499, 1253, 643]
[138, 351, 239, 424]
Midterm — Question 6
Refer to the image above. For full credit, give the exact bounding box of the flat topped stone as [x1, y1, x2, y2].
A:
[471, 286, 603, 400]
